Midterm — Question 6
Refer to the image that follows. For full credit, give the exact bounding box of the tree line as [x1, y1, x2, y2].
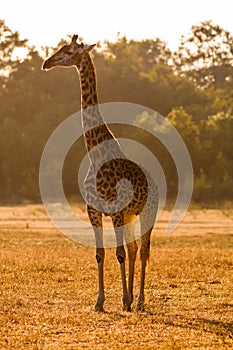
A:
[0, 20, 232, 204]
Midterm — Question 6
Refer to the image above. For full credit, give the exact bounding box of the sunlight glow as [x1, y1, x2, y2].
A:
[1, 0, 233, 51]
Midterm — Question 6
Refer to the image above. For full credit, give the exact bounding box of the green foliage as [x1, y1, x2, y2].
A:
[167, 107, 200, 144]
[102, 35, 172, 75]
[135, 108, 201, 197]
[167, 107, 201, 170]
[0, 20, 232, 203]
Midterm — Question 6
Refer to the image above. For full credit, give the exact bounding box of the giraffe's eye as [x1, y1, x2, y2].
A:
[63, 46, 73, 55]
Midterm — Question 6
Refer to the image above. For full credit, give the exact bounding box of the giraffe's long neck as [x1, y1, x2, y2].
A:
[79, 53, 99, 111]
[77, 53, 124, 163]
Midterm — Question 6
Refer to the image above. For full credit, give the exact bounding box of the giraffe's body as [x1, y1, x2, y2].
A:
[43, 35, 159, 311]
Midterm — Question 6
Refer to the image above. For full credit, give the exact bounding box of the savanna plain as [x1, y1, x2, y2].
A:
[0, 204, 232, 349]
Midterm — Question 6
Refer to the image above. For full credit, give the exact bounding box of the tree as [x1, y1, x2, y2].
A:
[200, 113, 233, 200]
[207, 79, 233, 116]
[0, 21, 232, 203]
[0, 19, 28, 76]
[142, 63, 209, 119]
[134, 108, 201, 198]
[102, 36, 171, 76]
[0, 46, 81, 201]
[174, 21, 233, 88]
[167, 107, 201, 174]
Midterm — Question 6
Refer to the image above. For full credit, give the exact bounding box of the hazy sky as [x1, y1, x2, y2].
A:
[1, 0, 233, 51]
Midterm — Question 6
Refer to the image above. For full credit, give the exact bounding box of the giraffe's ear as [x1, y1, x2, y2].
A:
[85, 44, 96, 52]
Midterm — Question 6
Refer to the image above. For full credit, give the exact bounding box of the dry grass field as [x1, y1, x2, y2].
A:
[0, 204, 233, 349]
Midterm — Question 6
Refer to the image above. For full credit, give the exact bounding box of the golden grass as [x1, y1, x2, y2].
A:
[0, 205, 233, 349]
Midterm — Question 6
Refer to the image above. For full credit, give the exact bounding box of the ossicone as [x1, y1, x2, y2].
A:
[71, 34, 78, 43]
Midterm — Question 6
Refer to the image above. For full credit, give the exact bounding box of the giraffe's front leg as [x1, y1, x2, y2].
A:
[95, 245, 105, 312]
[87, 206, 105, 312]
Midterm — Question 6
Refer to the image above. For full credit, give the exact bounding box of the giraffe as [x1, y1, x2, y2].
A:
[42, 35, 159, 312]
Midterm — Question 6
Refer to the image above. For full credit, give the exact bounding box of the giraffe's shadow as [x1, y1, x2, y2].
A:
[95, 306, 233, 340]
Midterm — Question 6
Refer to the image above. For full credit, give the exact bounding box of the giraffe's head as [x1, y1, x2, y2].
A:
[42, 35, 96, 70]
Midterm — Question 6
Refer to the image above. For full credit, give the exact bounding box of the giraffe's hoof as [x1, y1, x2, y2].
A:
[123, 304, 132, 312]
[136, 302, 145, 312]
[94, 304, 105, 312]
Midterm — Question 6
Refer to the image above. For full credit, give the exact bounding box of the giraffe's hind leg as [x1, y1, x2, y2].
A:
[124, 218, 138, 307]
[136, 228, 152, 311]
[137, 189, 158, 311]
